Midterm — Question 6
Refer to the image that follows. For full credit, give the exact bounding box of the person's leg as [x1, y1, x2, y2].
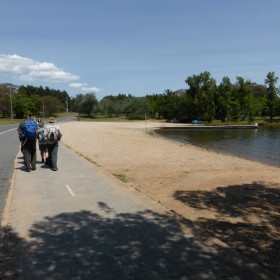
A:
[39, 145, 44, 162]
[30, 141, 37, 170]
[20, 141, 24, 156]
[51, 143, 58, 171]
[46, 144, 53, 167]
[44, 146, 49, 163]
[22, 144, 31, 171]
[46, 144, 51, 166]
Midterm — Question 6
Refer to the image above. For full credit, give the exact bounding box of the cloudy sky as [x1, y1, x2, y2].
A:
[1, 0, 279, 99]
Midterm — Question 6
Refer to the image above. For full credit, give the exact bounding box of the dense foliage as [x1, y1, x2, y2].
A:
[0, 71, 279, 122]
[0, 84, 70, 118]
[150, 71, 279, 122]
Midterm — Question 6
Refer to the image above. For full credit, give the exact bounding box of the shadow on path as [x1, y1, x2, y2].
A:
[173, 182, 280, 277]
[1, 203, 273, 279]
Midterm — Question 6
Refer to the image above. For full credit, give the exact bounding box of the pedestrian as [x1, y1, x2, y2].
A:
[37, 121, 48, 163]
[17, 115, 38, 172]
[44, 116, 62, 171]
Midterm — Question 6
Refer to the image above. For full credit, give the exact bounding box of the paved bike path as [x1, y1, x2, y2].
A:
[2, 144, 278, 279]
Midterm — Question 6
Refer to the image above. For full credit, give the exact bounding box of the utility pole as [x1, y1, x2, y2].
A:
[65, 97, 68, 113]
[42, 97, 45, 119]
[9, 84, 13, 121]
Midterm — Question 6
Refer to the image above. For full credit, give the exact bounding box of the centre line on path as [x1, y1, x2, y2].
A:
[66, 185, 76, 197]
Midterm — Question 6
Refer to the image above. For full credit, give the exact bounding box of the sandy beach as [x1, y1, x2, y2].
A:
[59, 120, 280, 274]
[59, 120, 279, 221]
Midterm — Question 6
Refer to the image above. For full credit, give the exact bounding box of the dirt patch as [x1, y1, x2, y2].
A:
[60, 120, 280, 276]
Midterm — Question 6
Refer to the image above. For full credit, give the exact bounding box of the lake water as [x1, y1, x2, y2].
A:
[155, 127, 280, 167]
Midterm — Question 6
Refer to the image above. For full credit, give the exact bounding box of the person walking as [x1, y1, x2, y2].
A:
[37, 121, 48, 163]
[44, 117, 62, 171]
[17, 115, 38, 172]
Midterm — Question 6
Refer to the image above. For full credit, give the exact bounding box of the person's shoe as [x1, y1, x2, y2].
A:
[26, 168, 31, 172]
[52, 167, 58, 171]
[31, 166, 36, 171]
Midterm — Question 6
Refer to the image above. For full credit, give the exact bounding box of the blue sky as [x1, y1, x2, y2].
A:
[0, 0, 279, 99]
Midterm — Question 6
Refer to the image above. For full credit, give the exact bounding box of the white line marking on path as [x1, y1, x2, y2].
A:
[0, 128, 17, 135]
[66, 185, 76, 197]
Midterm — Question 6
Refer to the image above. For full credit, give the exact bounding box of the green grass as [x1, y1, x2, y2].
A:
[0, 118, 21, 125]
[56, 112, 77, 118]
[113, 173, 128, 183]
[146, 129, 154, 136]
[76, 115, 130, 122]
[0, 112, 78, 126]
[205, 117, 280, 128]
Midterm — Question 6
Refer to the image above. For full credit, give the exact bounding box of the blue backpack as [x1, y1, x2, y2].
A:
[23, 120, 37, 140]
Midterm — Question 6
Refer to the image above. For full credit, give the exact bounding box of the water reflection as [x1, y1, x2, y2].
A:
[155, 127, 280, 167]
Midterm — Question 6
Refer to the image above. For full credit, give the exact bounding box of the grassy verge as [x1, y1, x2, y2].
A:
[0, 112, 78, 126]
[204, 118, 280, 128]
[113, 174, 128, 183]
[3, 113, 280, 127]
[0, 119, 20, 125]
[76, 115, 129, 122]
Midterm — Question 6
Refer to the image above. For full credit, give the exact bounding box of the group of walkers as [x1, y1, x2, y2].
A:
[17, 116, 62, 172]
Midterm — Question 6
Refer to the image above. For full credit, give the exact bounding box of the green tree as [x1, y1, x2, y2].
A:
[30, 94, 41, 115]
[265, 71, 279, 120]
[0, 93, 10, 118]
[79, 93, 98, 117]
[185, 71, 216, 121]
[146, 94, 159, 118]
[244, 92, 256, 122]
[18, 85, 71, 110]
[176, 92, 194, 122]
[0, 83, 18, 118]
[251, 83, 267, 117]
[41, 96, 63, 117]
[215, 76, 232, 121]
[106, 100, 118, 117]
[159, 90, 178, 121]
[126, 97, 148, 120]
[13, 93, 32, 118]
[72, 94, 83, 113]
[234, 77, 253, 121]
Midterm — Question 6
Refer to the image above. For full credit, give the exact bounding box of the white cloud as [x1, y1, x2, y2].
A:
[0, 54, 79, 83]
[82, 86, 103, 93]
[69, 82, 88, 88]
[69, 83, 102, 93]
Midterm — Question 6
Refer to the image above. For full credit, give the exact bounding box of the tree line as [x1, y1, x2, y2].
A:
[147, 71, 279, 122]
[0, 84, 70, 118]
[0, 71, 279, 122]
[73, 71, 280, 122]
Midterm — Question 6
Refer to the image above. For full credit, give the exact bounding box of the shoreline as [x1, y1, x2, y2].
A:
[160, 124, 258, 129]
[154, 128, 280, 168]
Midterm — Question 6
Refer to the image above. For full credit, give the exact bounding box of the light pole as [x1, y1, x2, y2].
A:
[65, 97, 68, 113]
[42, 97, 45, 119]
[9, 85, 13, 121]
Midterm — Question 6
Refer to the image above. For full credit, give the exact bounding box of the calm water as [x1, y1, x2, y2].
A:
[155, 127, 280, 167]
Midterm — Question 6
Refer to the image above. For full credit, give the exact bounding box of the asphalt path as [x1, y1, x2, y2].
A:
[0, 124, 20, 222]
[0, 116, 75, 222]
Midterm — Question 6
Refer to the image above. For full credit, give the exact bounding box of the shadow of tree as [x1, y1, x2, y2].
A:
[173, 182, 280, 277]
[0, 226, 22, 279]
[1, 205, 275, 279]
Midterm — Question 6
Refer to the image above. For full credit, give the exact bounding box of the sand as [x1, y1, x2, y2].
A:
[59, 120, 279, 219]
